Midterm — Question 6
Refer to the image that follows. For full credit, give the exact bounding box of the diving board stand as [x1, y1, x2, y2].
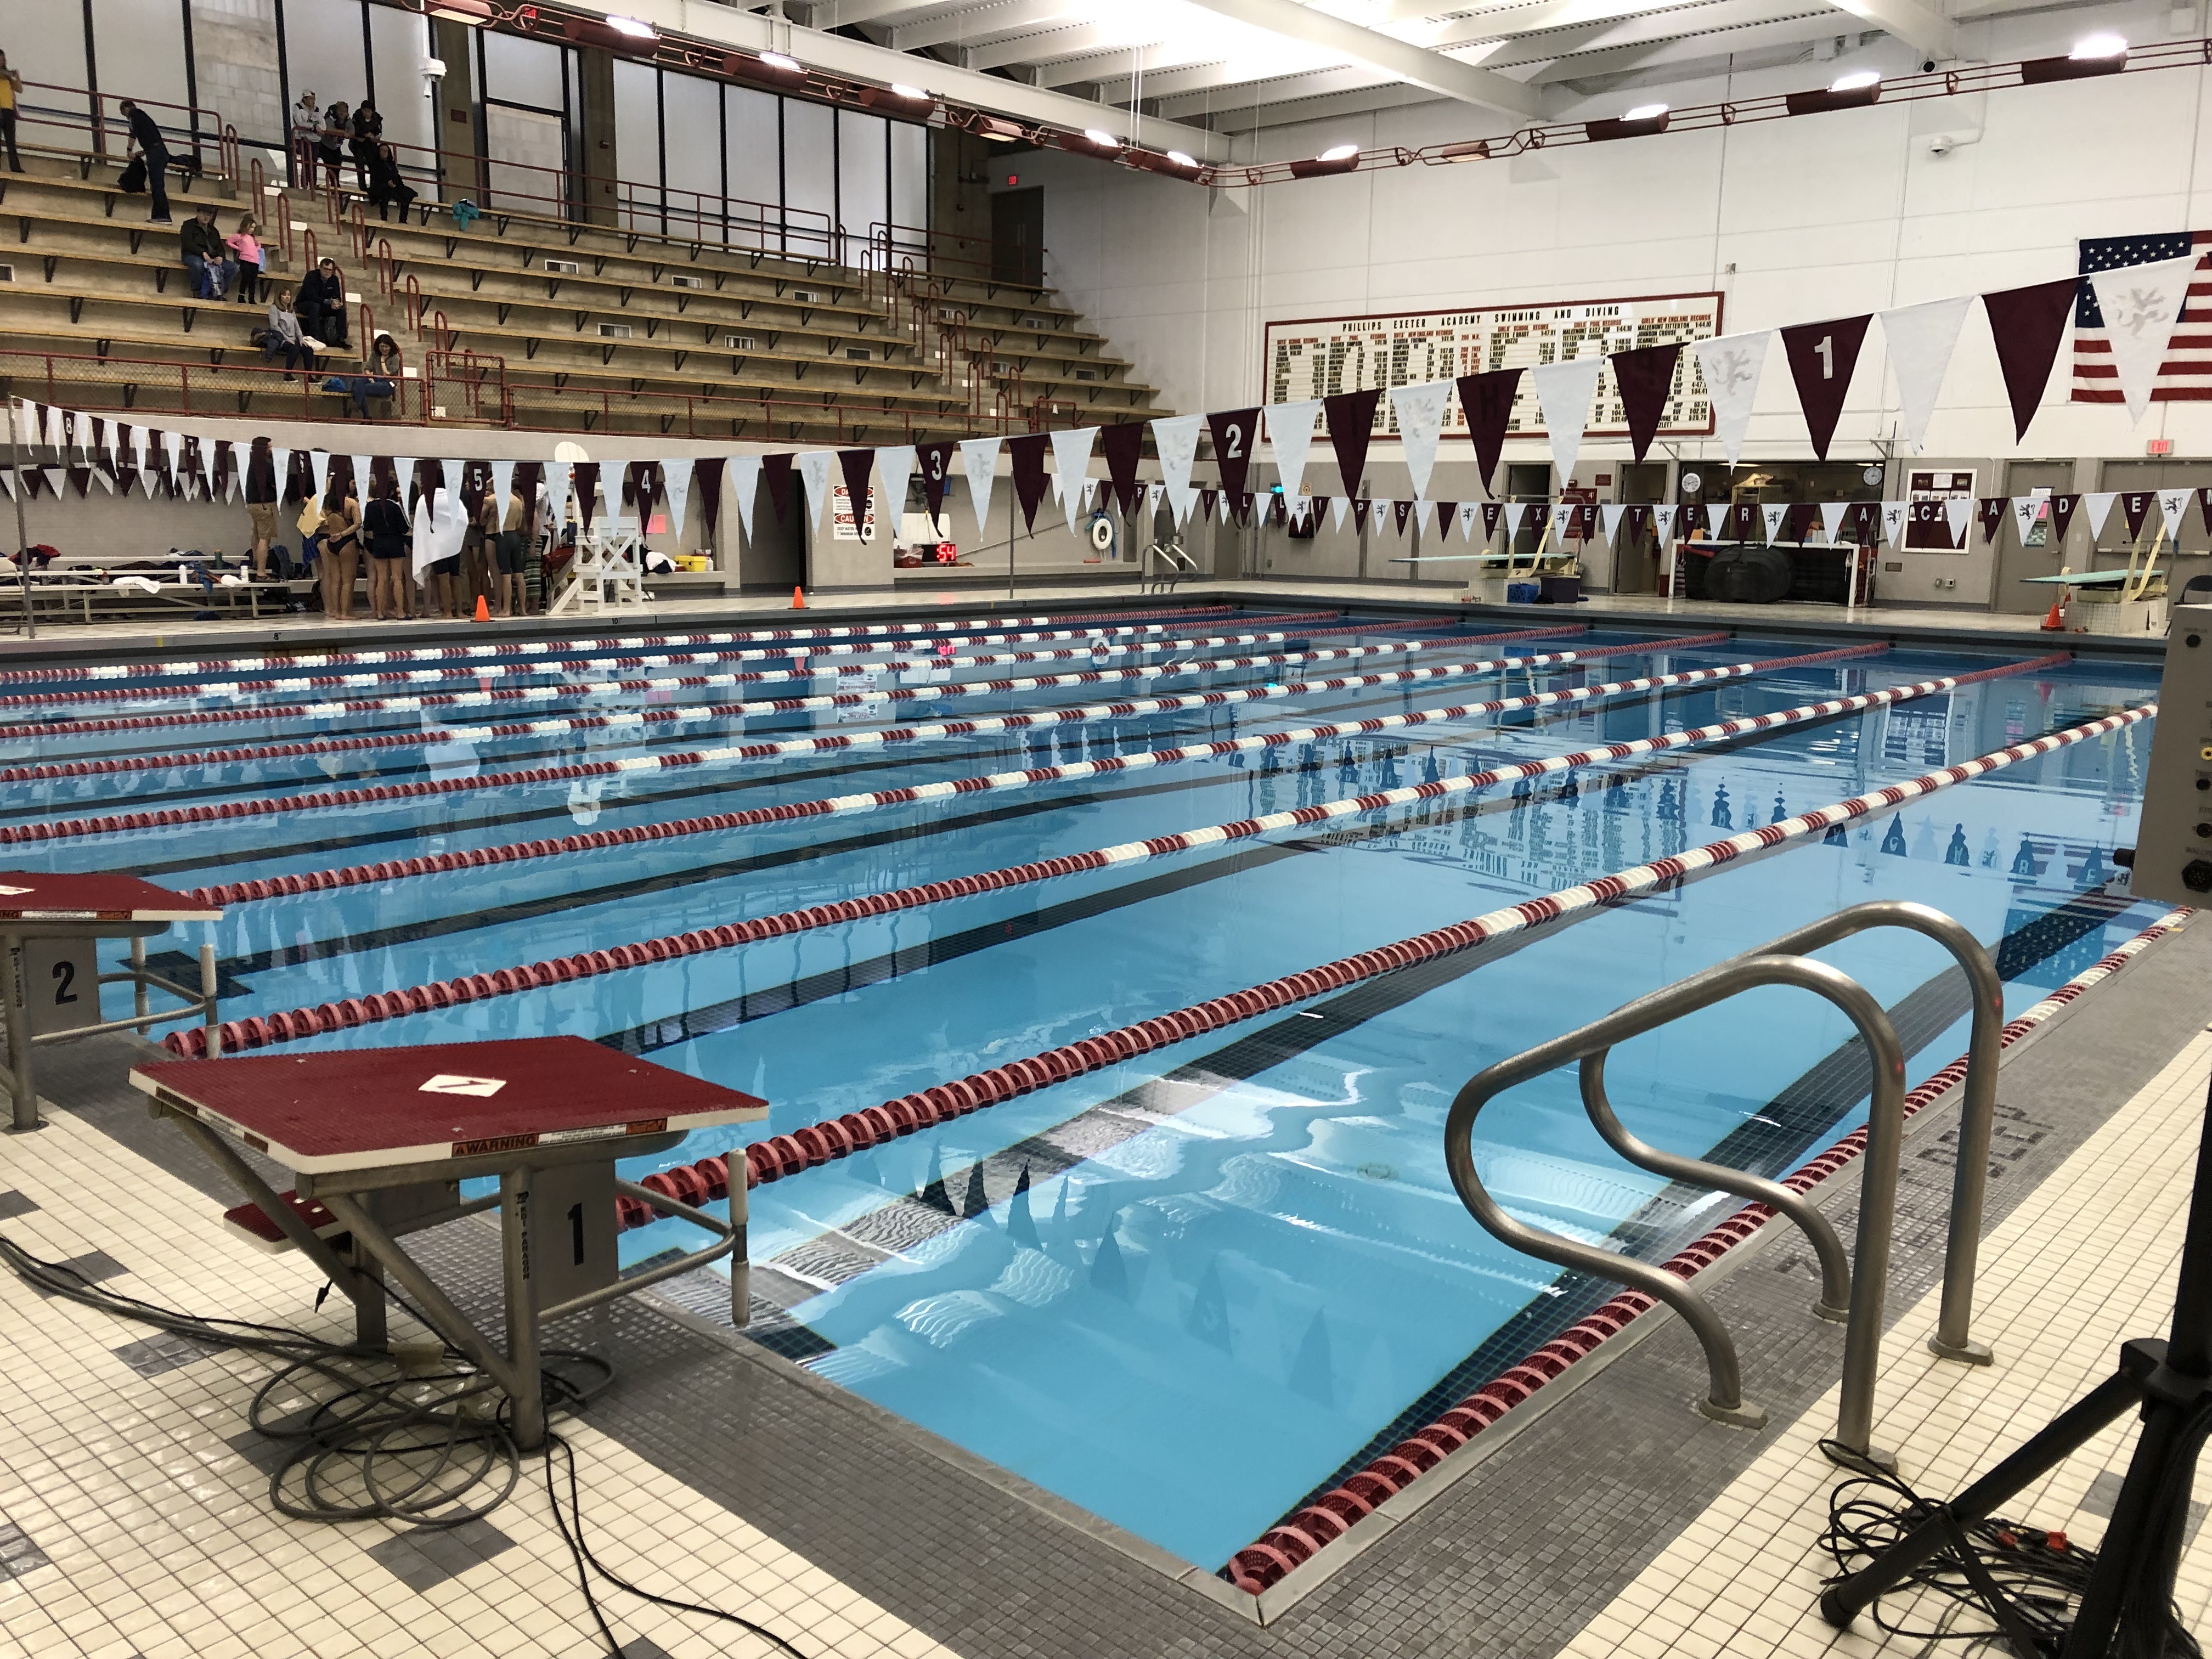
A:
[133, 1036, 768, 1448]
[1, 871, 222, 1135]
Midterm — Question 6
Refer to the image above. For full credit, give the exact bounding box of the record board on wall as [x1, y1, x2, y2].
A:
[1262, 291, 1725, 438]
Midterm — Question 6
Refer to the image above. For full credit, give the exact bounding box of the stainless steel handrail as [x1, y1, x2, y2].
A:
[1748, 899, 2002, 1365]
[1444, 953, 1907, 1460]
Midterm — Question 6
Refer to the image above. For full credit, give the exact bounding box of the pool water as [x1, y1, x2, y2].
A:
[5, 607, 2160, 1573]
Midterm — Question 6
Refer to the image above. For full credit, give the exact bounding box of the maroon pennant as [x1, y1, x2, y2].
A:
[1788, 502, 1820, 544]
[570, 461, 600, 526]
[1309, 495, 1330, 528]
[1977, 498, 2008, 544]
[1323, 388, 1381, 497]
[1844, 501, 1882, 543]
[211, 441, 233, 503]
[1481, 500, 1505, 540]
[1434, 500, 1457, 535]
[1007, 433, 1052, 531]
[1455, 368, 1523, 495]
[1610, 344, 1680, 464]
[754, 454, 792, 522]
[693, 458, 724, 530]
[1678, 501, 1710, 539]
[1351, 497, 1372, 531]
[913, 440, 957, 521]
[1780, 315, 1871, 460]
[1729, 501, 1762, 541]
[2120, 490, 2156, 540]
[1622, 504, 1651, 544]
[2049, 493, 2082, 544]
[2199, 487, 2212, 538]
[1392, 500, 1413, 535]
[1207, 408, 1260, 500]
[1098, 423, 1146, 517]
[1198, 486, 1219, 522]
[1982, 276, 2080, 442]
[1232, 492, 1254, 526]
[837, 449, 877, 527]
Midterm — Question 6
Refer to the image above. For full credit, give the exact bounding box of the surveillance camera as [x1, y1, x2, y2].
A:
[420, 54, 446, 98]
[1928, 134, 1953, 155]
[1921, 57, 1936, 70]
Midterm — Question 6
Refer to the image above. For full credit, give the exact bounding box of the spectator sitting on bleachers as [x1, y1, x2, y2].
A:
[365, 142, 415, 221]
[346, 331, 401, 418]
[180, 204, 235, 300]
[260, 285, 314, 373]
[297, 257, 347, 350]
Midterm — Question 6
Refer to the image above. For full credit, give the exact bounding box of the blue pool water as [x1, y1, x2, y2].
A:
[7, 608, 2161, 1572]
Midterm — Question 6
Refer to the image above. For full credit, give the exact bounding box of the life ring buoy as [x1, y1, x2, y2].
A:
[1087, 513, 1116, 554]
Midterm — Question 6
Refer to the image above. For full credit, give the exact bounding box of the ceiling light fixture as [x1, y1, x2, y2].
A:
[1829, 70, 1881, 91]
[760, 50, 801, 72]
[1587, 103, 1669, 140]
[2022, 32, 2128, 82]
[1623, 101, 1669, 120]
[2069, 31, 2128, 57]
[1318, 143, 1359, 160]
[1788, 67, 1883, 113]
[1084, 128, 1120, 148]
[1287, 144, 1361, 178]
[604, 14, 657, 38]
[890, 83, 930, 100]
[1166, 150, 1197, 168]
[975, 115, 1025, 142]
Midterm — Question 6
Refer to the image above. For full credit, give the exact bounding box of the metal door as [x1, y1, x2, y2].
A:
[1991, 460, 2076, 613]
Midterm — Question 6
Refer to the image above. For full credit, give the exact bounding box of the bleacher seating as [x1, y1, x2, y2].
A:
[0, 152, 1170, 445]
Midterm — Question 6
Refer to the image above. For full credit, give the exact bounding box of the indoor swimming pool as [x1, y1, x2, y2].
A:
[0, 602, 2163, 1578]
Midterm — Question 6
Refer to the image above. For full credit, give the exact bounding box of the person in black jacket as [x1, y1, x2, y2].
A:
[118, 99, 171, 223]
[365, 143, 415, 221]
[361, 467, 413, 620]
[297, 257, 348, 351]
[349, 101, 381, 190]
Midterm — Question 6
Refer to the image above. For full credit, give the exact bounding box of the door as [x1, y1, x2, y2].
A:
[484, 103, 568, 218]
[991, 187, 1045, 287]
[1612, 461, 1668, 592]
[1991, 460, 2075, 614]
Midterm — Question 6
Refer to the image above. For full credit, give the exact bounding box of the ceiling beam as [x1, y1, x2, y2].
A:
[1519, 10, 1875, 79]
[570, 0, 1234, 157]
[965, 19, 1138, 68]
[1462, 0, 1837, 66]
[1155, 63, 1390, 117]
[1170, 0, 1547, 115]
[815, 0, 952, 27]
[1822, 0, 1956, 56]
[891, 0, 1086, 52]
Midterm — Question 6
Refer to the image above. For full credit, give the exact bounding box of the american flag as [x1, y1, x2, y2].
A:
[2073, 230, 2212, 403]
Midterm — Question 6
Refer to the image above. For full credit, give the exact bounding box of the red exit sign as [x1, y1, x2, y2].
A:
[2147, 438, 2175, 455]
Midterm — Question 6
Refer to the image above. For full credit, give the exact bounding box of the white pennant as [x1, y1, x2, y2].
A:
[957, 438, 1000, 536]
[223, 446, 241, 502]
[794, 450, 837, 534]
[1216, 489, 1233, 524]
[1528, 354, 1606, 485]
[874, 445, 917, 535]
[1265, 400, 1324, 506]
[1943, 496, 1972, 547]
[2010, 495, 2042, 542]
[345, 453, 371, 509]
[1389, 380, 1452, 502]
[9, 398, 33, 448]
[1549, 501, 1575, 541]
[727, 454, 761, 543]
[2160, 487, 2193, 539]
[1147, 481, 1165, 516]
[1050, 427, 1097, 535]
[41, 403, 63, 452]
[1150, 414, 1203, 528]
[1878, 500, 1908, 546]
[1457, 501, 1479, 541]
[1692, 331, 1773, 467]
[659, 459, 694, 540]
[1761, 502, 1790, 543]
[412, 475, 470, 576]
[1368, 498, 1393, 534]
[106, 421, 125, 473]
[42, 467, 64, 497]
[160, 430, 184, 494]
[1331, 495, 1351, 532]
[2084, 491, 2120, 539]
[1601, 504, 1628, 542]
[543, 459, 572, 540]
[1821, 501, 1852, 543]
[1651, 503, 1680, 545]
[490, 459, 517, 527]
[2087, 253, 2199, 422]
[391, 458, 420, 511]
[1878, 296, 1972, 453]
[308, 450, 332, 506]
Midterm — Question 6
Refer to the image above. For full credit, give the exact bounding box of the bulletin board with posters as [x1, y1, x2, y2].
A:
[1260, 290, 1723, 439]
[1906, 469, 1974, 551]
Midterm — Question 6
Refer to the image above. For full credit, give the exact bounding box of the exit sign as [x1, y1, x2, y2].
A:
[2147, 438, 2176, 455]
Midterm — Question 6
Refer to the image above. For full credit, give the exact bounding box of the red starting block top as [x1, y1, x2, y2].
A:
[131, 1036, 767, 1172]
[0, 871, 222, 924]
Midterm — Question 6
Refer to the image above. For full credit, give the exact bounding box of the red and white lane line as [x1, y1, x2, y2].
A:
[184, 641, 1895, 907]
[560, 700, 2148, 1223]
[0, 618, 1392, 784]
[166, 652, 2082, 1057]
[1223, 899, 2193, 1592]
[0, 613, 1367, 712]
[0, 625, 1599, 755]
[0, 602, 1249, 687]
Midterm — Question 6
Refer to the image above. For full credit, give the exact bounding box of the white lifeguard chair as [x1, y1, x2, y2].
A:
[550, 520, 648, 614]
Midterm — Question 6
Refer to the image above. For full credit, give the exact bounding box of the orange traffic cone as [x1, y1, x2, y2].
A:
[474, 594, 490, 623]
[791, 585, 806, 609]
[2040, 595, 2065, 631]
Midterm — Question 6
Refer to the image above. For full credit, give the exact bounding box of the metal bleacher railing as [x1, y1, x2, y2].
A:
[1443, 900, 2005, 1468]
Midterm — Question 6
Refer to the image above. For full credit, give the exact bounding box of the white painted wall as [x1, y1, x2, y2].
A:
[1025, 2, 2212, 470]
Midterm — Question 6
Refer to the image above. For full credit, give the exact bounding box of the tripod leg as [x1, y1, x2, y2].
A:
[2059, 1397, 2203, 1658]
[1820, 1372, 2140, 1628]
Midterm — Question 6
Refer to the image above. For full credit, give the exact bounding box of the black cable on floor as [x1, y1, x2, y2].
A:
[1816, 1437, 2203, 1659]
[2, 1232, 814, 1657]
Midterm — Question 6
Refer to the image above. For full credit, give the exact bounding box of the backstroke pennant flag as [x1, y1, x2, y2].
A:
[1049, 426, 1097, 534]
[836, 449, 876, 538]
[1387, 380, 1452, 502]
[727, 454, 761, 541]
[913, 440, 956, 522]
[1152, 414, 1204, 525]
[1006, 433, 1053, 532]
[1098, 422, 1145, 516]
[1821, 500, 1852, 543]
[2049, 492, 2081, 545]
[794, 450, 837, 534]
[1982, 275, 2081, 441]
[1610, 343, 1680, 464]
[2083, 490, 2120, 540]
[875, 445, 918, 532]
[1455, 368, 1523, 496]
[490, 459, 517, 523]
[957, 437, 1001, 535]
[2010, 495, 2042, 543]
[544, 458, 572, 539]
[1977, 497, 2007, 544]
[1877, 296, 1972, 453]
[308, 450, 332, 505]
[2072, 231, 2212, 409]
[2084, 251, 2202, 421]
[1481, 500, 1504, 541]
[1780, 315, 1871, 460]
[1207, 408, 1261, 501]
[760, 453, 795, 523]
[1322, 388, 1381, 497]
[2160, 486, 2194, 539]
[1263, 400, 1323, 505]
[1651, 503, 1680, 545]
[1528, 354, 1604, 484]
[1691, 331, 1772, 466]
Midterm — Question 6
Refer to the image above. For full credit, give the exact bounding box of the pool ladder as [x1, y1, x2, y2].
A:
[1443, 900, 2002, 1469]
